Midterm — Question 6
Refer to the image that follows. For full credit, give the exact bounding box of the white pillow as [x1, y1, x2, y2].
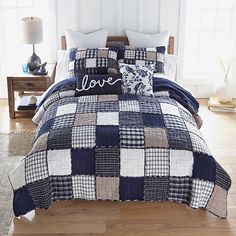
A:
[164, 54, 178, 80]
[126, 30, 170, 51]
[55, 50, 70, 83]
[65, 29, 108, 49]
[154, 54, 178, 81]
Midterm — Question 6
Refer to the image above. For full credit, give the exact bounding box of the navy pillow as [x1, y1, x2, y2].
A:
[76, 74, 123, 96]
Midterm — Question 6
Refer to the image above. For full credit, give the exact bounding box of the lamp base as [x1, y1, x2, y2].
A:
[28, 52, 41, 72]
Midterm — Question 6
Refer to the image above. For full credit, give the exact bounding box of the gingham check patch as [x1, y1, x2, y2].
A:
[190, 132, 211, 155]
[52, 175, 73, 200]
[25, 151, 48, 183]
[72, 126, 96, 148]
[78, 95, 98, 103]
[77, 102, 98, 113]
[95, 147, 120, 177]
[119, 100, 140, 112]
[72, 175, 96, 200]
[120, 126, 144, 148]
[145, 148, 170, 176]
[163, 114, 187, 131]
[53, 114, 75, 129]
[144, 176, 169, 201]
[168, 177, 191, 203]
[190, 179, 214, 208]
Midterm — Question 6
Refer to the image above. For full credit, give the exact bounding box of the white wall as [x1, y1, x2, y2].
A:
[56, 0, 180, 55]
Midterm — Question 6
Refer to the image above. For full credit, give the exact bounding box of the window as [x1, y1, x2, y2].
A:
[179, 0, 235, 84]
[0, 0, 56, 98]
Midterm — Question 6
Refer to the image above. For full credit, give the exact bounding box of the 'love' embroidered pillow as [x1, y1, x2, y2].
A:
[76, 74, 122, 96]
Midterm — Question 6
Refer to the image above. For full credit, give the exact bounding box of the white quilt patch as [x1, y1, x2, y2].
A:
[47, 149, 71, 175]
[119, 100, 140, 112]
[160, 103, 180, 116]
[170, 149, 194, 177]
[120, 148, 145, 177]
[9, 159, 26, 190]
[97, 112, 119, 125]
[56, 103, 77, 116]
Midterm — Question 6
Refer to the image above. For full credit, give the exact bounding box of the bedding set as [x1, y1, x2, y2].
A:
[9, 30, 231, 218]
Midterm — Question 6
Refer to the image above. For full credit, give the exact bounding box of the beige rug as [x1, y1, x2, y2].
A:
[0, 131, 35, 236]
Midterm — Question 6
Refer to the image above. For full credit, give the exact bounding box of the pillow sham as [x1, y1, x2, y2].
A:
[65, 29, 108, 49]
[126, 30, 170, 50]
[55, 50, 70, 82]
[76, 74, 122, 96]
[121, 46, 165, 73]
[119, 63, 155, 97]
[70, 47, 119, 77]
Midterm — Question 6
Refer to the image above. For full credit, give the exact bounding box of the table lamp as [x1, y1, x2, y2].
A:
[22, 17, 43, 72]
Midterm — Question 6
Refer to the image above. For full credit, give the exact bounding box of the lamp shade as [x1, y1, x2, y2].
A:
[22, 17, 43, 44]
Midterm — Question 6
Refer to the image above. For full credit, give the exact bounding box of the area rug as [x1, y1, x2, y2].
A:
[0, 131, 35, 236]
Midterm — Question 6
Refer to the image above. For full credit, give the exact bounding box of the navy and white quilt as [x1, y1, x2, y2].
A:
[9, 79, 231, 218]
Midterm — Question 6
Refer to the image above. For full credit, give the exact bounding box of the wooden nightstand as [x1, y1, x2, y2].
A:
[7, 63, 56, 118]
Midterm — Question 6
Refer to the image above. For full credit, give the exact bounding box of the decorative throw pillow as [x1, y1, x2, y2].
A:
[76, 74, 122, 96]
[119, 63, 155, 97]
[69, 47, 119, 77]
[121, 46, 165, 73]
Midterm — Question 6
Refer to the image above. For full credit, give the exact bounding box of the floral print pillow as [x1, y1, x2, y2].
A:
[119, 63, 155, 97]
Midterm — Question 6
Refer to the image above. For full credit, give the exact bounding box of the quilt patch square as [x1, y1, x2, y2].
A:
[97, 112, 119, 126]
[206, 185, 227, 218]
[86, 58, 97, 68]
[29, 132, 48, 154]
[170, 150, 194, 177]
[119, 111, 143, 127]
[144, 127, 168, 148]
[160, 103, 181, 116]
[120, 126, 144, 149]
[142, 113, 165, 127]
[96, 125, 119, 147]
[139, 100, 162, 114]
[72, 126, 96, 148]
[9, 159, 26, 190]
[96, 177, 119, 200]
[47, 128, 72, 149]
[119, 100, 140, 112]
[144, 176, 169, 201]
[37, 118, 54, 138]
[163, 114, 187, 131]
[156, 97, 176, 106]
[192, 152, 216, 182]
[27, 178, 52, 209]
[145, 148, 170, 176]
[98, 94, 118, 102]
[120, 148, 145, 177]
[215, 162, 231, 191]
[120, 177, 144, 200]
[168, 177, 191, 203]
[190, 132, 210, 155]
[77, 102, 98, 113]
[25, 151, 48, 183]
[72, 175, 96, 200]
[190, 179, 214, 208]
[56, 103, 77, 116]
[74, 113, 97, 126]
[53, 114, 75, 129]
[52, 175, 73, 200]
[97, 101, 119, 112]
[71, 148, 95, 175]
[98, 49, 108, 58]
[78, 95, 98, 103]
[179, 108, 196, 126]
[95, 147, 120, 176]
[47, 149, 72, 176]
[146, 51, 157, 61]
[185, 121, 201, 136]
[167, 129, 192, 150]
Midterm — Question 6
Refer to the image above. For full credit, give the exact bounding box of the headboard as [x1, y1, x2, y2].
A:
[61, 35, 174, 54]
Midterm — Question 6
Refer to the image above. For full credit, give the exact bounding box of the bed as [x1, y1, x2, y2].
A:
[9, 35, 231, 218]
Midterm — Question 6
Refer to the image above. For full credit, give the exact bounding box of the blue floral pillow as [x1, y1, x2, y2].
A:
[119, 63, 155, 97]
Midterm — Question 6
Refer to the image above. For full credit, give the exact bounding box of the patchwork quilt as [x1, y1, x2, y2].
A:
[9, 88, 231, 218]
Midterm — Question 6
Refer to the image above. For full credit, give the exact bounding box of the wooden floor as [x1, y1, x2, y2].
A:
[1, 99, 235, 236]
